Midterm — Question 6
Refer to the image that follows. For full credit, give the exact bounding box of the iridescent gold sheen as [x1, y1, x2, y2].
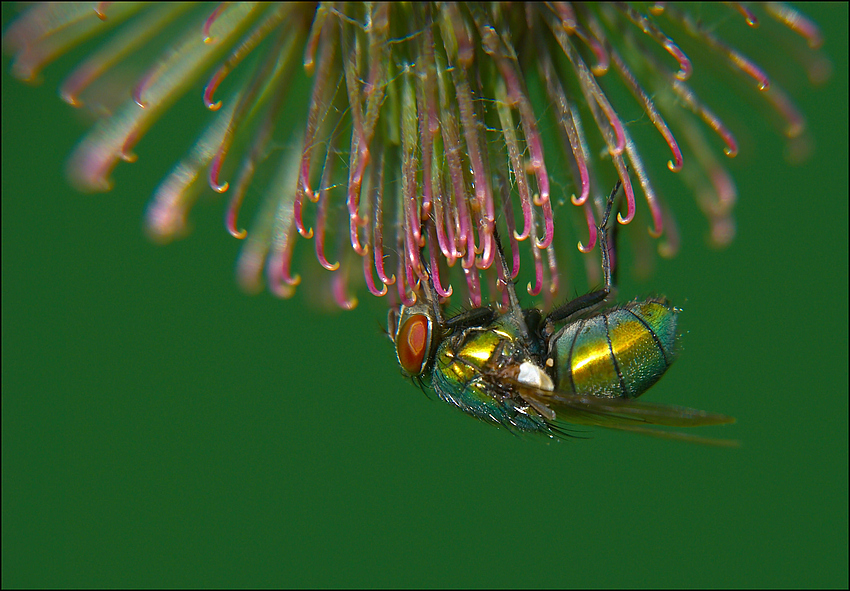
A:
[552, 299, 677, 398]
[436, 328, 503, 386]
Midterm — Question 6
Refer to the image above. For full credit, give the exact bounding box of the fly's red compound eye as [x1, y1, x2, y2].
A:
[396, 314, 430, 375]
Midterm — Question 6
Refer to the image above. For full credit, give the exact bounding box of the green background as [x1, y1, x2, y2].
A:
[3, 3, 847, 588]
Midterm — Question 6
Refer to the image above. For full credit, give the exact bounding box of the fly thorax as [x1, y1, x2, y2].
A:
[437, 328, 512, 381]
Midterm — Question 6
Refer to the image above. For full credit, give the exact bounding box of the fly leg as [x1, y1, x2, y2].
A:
[493, 226, 534, 345]
[597, 178, 621, 295]
[544, 180, 622, 330]
[444, 307, 496, 332]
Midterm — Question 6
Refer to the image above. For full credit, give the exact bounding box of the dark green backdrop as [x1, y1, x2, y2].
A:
[3, 3, 847, 588]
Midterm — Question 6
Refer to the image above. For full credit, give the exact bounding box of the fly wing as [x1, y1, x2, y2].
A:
[519, 387, 738, 446]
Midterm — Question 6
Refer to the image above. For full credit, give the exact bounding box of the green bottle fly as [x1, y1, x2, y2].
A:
[389, 182, 735, 444]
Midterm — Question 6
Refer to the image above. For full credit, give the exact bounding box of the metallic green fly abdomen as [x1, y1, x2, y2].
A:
[550, 298, 678, 399]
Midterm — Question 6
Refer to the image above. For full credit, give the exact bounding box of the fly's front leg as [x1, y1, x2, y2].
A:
[444, 307, 497, 332]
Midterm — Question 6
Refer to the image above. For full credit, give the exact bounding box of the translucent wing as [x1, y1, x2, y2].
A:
[518, 386, 738, 447]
